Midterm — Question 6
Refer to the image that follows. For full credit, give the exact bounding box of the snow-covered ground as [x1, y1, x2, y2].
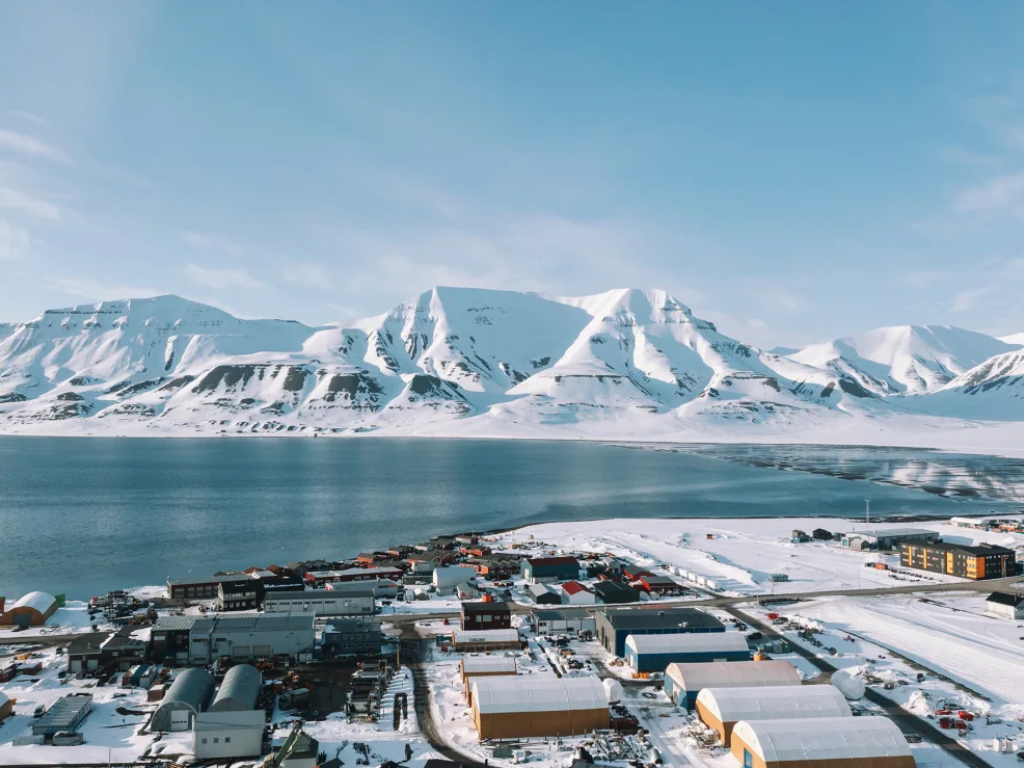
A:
[0, 602, 112, 641]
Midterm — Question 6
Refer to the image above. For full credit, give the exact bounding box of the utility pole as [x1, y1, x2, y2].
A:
[865, 500, 870, 527]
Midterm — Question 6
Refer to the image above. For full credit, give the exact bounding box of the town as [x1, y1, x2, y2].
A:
[2, 513, 1024, 768]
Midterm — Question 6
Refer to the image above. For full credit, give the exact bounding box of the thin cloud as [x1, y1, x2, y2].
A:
[282, 261, 333, 290]
[10, 110, 51, 129]
[184, 262, 261, 289]
[182, 230, 244, 259]
[47, 277, 162, 301]
[0, 218, 30, 260]
[0, 186, 61, 220]
[952, 286, 996, 312]
[0, 129, 71, 163]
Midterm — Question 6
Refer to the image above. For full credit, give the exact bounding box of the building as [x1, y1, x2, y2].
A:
[263, 590, 375, 617]
[433, 566, 477, 595]
[532, 608, 597, 635]
[730, 717, 914, 768]
[460, 600, 512, 631]
[461, 656, 517, 703]
[168, 574, 251, 601]
[322, 615, 383, 657]
[304, 567, 403, 587]
[593, 581, 640, 604]
[842, 528, 940, 551]
[901, 539, 1017, 579]
[320, 578, 400, 600]
[596, 607, 725, 657]
[217, 579, 262, 612]
[0, 691, 12, 724]
[194, 710, 265, 760]
[470, 676, 609, 739]
[664, 660, 801, 708]
[465, 555, 521, 580]
[696, 685, 851, 745]
[811, 528, 833, 541]
[67, 626, 147, 673]
[151, 615, 201, 664]
[625, 632, 750, 672]
[0, 591, 58, 627]
[152, 668, 216, 731]
[156, 612, 316, 665]
[560, 581, 597, 605]
[522, 556, 580, 583]
[32, 694, 93, 738]
[985, 591, 1024, 620]
[451, 629, 521, 652]
[637, 574, 683, 595]
[528, 583, 562, 605]
[210, 664, 262, 712]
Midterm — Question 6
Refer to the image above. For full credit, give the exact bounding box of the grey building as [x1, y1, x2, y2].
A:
[189, 613, 316, 664]
[323, 615, 383, 657]
[532, 608, 597, 635]
[194, 710, 265, 761]
[209, 664, 262, 712]
[841, 528, 940, 551]
[151, 668, 215, 732]
[67, 626, 146, 673]
[32, 694, 93, 738]
[528, 583, 561, 605]
[595, 607, 725, 657]
[263, 589, 375, 617]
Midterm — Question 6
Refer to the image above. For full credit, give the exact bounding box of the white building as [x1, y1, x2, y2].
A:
[433, 566, 477, 595]
[188, 613, 315, 664]
[532, 608, 596, 635]
[730, 716, 914, 768]
[560, 581, 596, 605]
[263, 590, 374, 617]
[696, 685, 851, 745]
[665, 660, 801, 708]
[985, 591, 1024, 620]
[193, 710, 264, 760]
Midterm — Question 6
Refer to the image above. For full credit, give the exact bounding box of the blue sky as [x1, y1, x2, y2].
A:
[2, 2, 1024, 347]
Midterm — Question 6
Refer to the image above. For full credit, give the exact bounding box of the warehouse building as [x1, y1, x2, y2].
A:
[461, 657, 517, 703]
[209, 664, 262, 712]
[522, 556, 580, 583]
[593, 581, 640, 604]
[470, 676, 609, 739]
[0, 591, 58, 627]
[901, 539, 1017, 579]
[32, 694, 93, 739]
[451, 629, 521, 652]
[194, 710, 265, 760]
[529, 583, 561, 605]
[985, 591, 1024, 620]
[433, 566, 477, 595]
[263, 589, 375, 617]
[322, 615, 383, 657]
[152, 668, 216, 731]
[841, 528, 939, 551]
[189, 613, 316, 664]
[730, 716, 914, 768]
[596, 608, 725, 657]
[461, 600, 512, 631]
[625, 632, 750, 672]
[561, 581, 596, 605]
[696, 685, 851, 745]
[532, 608, 597, 635]
[67, 626, 147, 673]
[665, 660, 801, 708]
[304, 567, 403, 587]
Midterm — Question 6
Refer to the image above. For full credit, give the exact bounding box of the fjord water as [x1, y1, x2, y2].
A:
[0, 437, 1017, 599]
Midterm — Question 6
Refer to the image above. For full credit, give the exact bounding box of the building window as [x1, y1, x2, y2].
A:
[225, 737, 231, 743]
[202, 739, 208, 744]
[214, 738, 219, 743]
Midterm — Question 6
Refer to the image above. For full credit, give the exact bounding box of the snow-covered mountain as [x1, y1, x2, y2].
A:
[0, 288, 1021, 447]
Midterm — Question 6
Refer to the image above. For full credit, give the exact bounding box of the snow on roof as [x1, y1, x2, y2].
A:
[471, 676, 607, 715]
[627, 632, 749, 656]
[734, 716, 912, 762]
[666, 660, 801, 692]
[0, 690, 9, 707]
[12, 591, 57, 614]
[461, 657, 517, 675]
[452, 629, 519, 644]
[698, 685, 851, 723]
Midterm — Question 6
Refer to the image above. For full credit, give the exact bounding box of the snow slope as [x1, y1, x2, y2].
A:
[0, 288, 1022, 447]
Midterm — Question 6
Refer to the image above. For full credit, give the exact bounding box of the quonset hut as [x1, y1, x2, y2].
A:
[730, 717, 915, 768]
[665, 660, 801, 708]
[625, 632, 751, 672]
[470, 676, 609, 739]
[0, 591, 58, 627]
[209, 664, 262, 712]
[696, 685, 852, 745]
[151, 668, 215, 731]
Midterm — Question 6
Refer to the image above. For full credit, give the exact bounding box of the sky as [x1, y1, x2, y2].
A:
[2, 3, 1024, 348]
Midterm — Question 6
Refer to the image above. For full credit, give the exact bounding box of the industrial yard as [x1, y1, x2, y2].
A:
[1, 513, 1023, 768]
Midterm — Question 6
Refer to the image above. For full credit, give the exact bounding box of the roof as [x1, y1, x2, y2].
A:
[606, 608, 723, 631]
[526, 556, 579, 567]
[529, 583, 558, 597]
[593, 582, 639, 599]
[640, 574, 679, 586]
[191, 612, 315, 634]
[734, 716, 911, 761]
[697, 685, 851, 723]
[905, 539, 1015, 556]
[627, 632, 749, 656]
[851, 527, 937, 538]
[35, 694, 92, 730]
[471, 676, 607, 715]
[159, 668, 215, 715]
[154, 615, 200, 632]
[0, 690, 9, 708]
[68, 631, 112, 655]
[561, 581, 593, 596]
[209, 664, 262, 712]
[533, 608, 593, 621]
[12, 591, 57, 614]
[461, 657, 517, 674]
[264, 589, 373, 602]
[986, 591, 1024, 607]
[462, 600, 510, 614]
[452, 629, 520, 645]
[666, 660, 801, 692]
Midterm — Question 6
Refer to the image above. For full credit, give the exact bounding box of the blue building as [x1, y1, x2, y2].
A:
[625, 632, 750, 672]
[596, 607, 724, 657]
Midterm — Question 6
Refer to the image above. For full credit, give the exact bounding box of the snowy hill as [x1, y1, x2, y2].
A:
[0, 289, 1022, 449]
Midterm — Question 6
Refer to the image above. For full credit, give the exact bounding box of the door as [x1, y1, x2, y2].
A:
[87, 659, 99, 671]
[744, 749, 753, 768]
[14, 614, 31, 628]
[170, 709, 191, 732]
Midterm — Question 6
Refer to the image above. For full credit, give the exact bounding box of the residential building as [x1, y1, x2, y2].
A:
[460, 601, 512, 631]
[522, 556, 580, 583]
[217, 579, 261, 612]
[595, 607, 725, 657]
[901, 539, 1017, 579]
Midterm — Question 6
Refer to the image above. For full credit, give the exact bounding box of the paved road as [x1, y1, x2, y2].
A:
[725, 606, 992, 768]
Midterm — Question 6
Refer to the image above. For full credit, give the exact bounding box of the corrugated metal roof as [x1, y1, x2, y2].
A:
[533, 608, 593, 621]
[12, 591, 57, 614]
[210, 664, 262, 712]
[734, 716, 911, 762]
[192, 612, 315, 635]
[627, 632, 749, 656]
[154, 615, 200, 631]
[698, 685, 851, 723]
[462, 657, 517, 674]
[666, 660, 801, 692]
[472, 676, 607, 715]
[34, 694, 92, 731]
[607, 608, 721, 630]
[452, 629, 519, 644]
[159, 668, 215, 716]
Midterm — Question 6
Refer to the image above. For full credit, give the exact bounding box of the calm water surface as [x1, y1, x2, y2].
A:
[0, 437, 1017, 599]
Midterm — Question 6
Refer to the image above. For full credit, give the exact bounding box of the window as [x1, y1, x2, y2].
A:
[214, 738, 219, 743]
[202, 739, 208, 744]
[225, 737, 231, 743]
